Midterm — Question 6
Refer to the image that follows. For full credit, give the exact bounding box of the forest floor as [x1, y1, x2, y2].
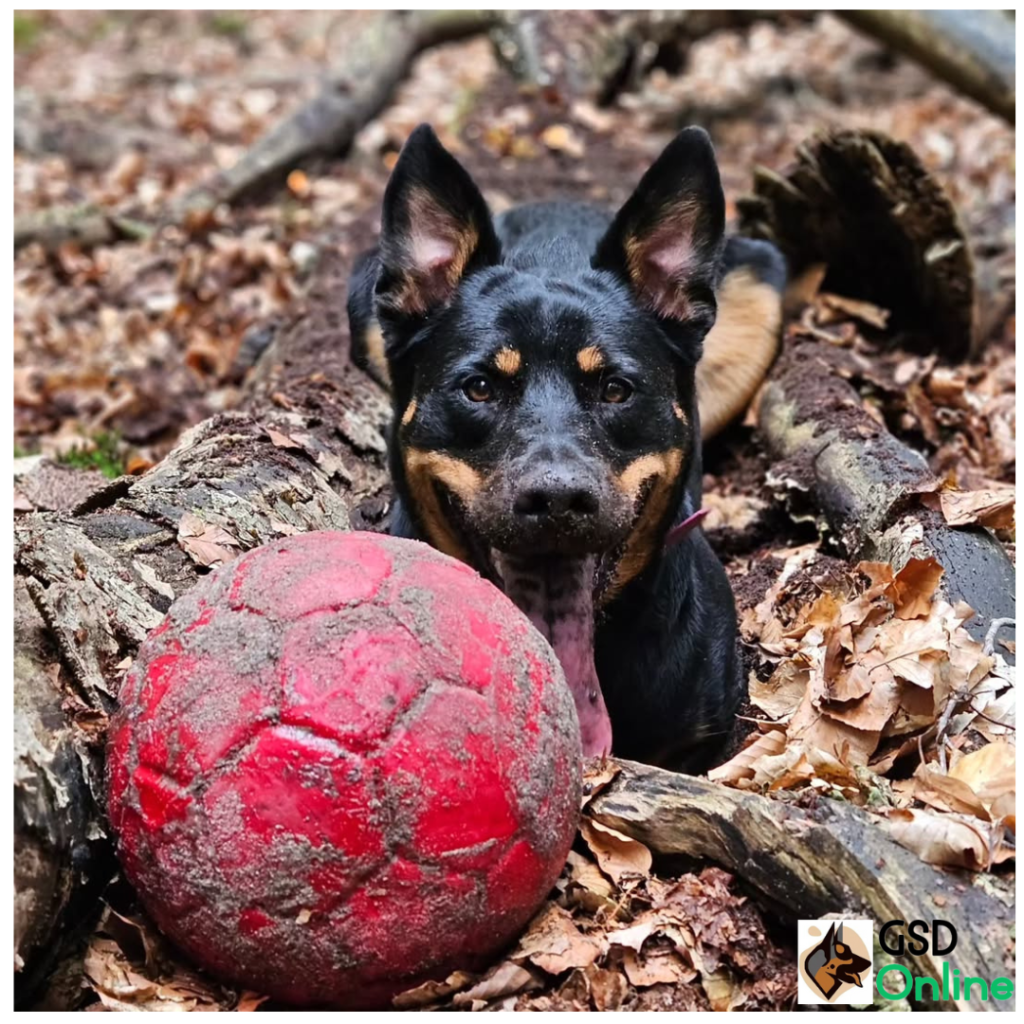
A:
[14, 10, 1015, 1012]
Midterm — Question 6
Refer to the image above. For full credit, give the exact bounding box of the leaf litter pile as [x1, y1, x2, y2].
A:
[16, 10, 1014, 1012]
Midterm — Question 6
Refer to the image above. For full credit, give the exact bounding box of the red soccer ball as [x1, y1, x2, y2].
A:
[107, 531, 581, 1008]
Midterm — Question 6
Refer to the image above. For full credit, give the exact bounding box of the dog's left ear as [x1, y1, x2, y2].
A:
[594, 127, 725, 336]
[376, 124, 499, 319]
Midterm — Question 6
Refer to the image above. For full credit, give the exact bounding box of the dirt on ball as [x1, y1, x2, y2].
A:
[107, 531, 582, 1008]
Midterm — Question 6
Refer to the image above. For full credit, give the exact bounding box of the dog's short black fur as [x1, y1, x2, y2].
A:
[348, 124, 785, 771]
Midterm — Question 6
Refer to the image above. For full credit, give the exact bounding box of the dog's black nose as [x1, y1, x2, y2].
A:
[514, 470, 600, 521]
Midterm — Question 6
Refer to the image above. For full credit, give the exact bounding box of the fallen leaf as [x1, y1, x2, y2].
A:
[702, 967, 748, 1011]
[938, 487, 1015, 531]
[948, 741, 1015, 818]
[584, 964, 628, 1011]
[621, 946, 697, 987]
[513, 905, 603, 974]
[579, 818, 652, 883]
[708, 728, 786, 785]
[605, 920, 656, 953]
[265, 426, 306, 451]
[749, 662, 809, 720]
[885, 807, 1005, 870]
[451, 962, 540, 1007]
[540, 123, 585, 158]
[177, 511, 239, 567]
[236, 991, 270, 1011]
[392, 971, 475, 1008]
[891, 557, 944, 619]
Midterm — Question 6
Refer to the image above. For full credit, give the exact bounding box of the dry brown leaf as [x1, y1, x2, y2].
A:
[584, 964, 628, 1011]
[749, 662, 808, 720]
[621, 947, 697, 987]
[452, 962, 539, 1007]
[393, 971, 475, 1008]
[540, 123, 585, 158]
[265, 426, 305, 451]
[708, 728, 786, 785]
[885, 807, 1004, 870]
[235, 991, 270, 1011]
[514, 905, 603, 975]
[891, 557, 944, 619]
[900, 765, 990, 820]
[701, 967, 748, 1011]
[579, 818, 652, 883]
[939, 487, 1015, 531]
[565, 850, 615, 899]
[949, 741, 1016, 816]
[605, 920, 656, 953]
[177, 511, 239, 568]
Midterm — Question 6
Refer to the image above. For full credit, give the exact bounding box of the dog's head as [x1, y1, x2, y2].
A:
[376, 124, 724, 600]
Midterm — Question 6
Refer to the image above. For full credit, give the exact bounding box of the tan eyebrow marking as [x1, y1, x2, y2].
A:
[672, 401, 686, 422]
[493, 347, 521, 375]
[401, 399, 417, 426]
[577, 346, 605, 373]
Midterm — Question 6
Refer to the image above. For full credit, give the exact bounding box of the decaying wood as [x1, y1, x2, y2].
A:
[173, 9, 499, 216]
[14, 578, 110, 1006]
[12, 252, 391, 1000]
[758, 337, 1016, 655]
[840, 10, 1015, 124]
[588, 760, 1015, 1011]
[738, 129, 977, 360]
[14, 205, 151, 255]
[492, 10, 812, 105]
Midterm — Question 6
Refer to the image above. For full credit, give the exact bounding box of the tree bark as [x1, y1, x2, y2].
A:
[588, 760, 1015, 1011]
[840, 10, 1014, 124]
[738, 129, 977, 360]
[757, 336, 1016, 655]
[12, 251, 391, 999]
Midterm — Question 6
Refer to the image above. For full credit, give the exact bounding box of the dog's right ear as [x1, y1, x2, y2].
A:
[376, 125, 499, 320]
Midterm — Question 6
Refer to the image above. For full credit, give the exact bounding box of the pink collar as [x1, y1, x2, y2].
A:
[664, 508, 709, 550]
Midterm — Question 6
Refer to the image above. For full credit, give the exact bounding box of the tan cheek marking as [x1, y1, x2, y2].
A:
[402, 448, 484, 565]
[493, 347, 521, 375]
[363, 321, 391, 387]
[601, 448, 684, 605]
[616, 450, 682, 501]
[576, 345, 605, 373]
[401, 399, 417, 426]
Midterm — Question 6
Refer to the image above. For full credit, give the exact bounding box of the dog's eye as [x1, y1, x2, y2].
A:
[463, 375, 494, 402]
[601, 377, 633, 404]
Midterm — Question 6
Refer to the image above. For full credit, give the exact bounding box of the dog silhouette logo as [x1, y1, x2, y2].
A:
[798, 920, 873, 1005]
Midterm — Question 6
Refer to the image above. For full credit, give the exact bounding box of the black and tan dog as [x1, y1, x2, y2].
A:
[347, 124, 784, 771]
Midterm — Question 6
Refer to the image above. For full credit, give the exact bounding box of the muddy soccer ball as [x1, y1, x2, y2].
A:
[108, 531, 581, 1007]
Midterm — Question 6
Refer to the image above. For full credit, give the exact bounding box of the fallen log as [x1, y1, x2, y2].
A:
[840, 10, 1014, 124]
[492, 10, 813, 104]
[14, 204, 152, 255]
[757, 335, 1015, 655]
[173, 9, 498, 216]
[738, 129, 977, 360]
[12, 251, 390, 1003]
[588, 760, 1015, 1011]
